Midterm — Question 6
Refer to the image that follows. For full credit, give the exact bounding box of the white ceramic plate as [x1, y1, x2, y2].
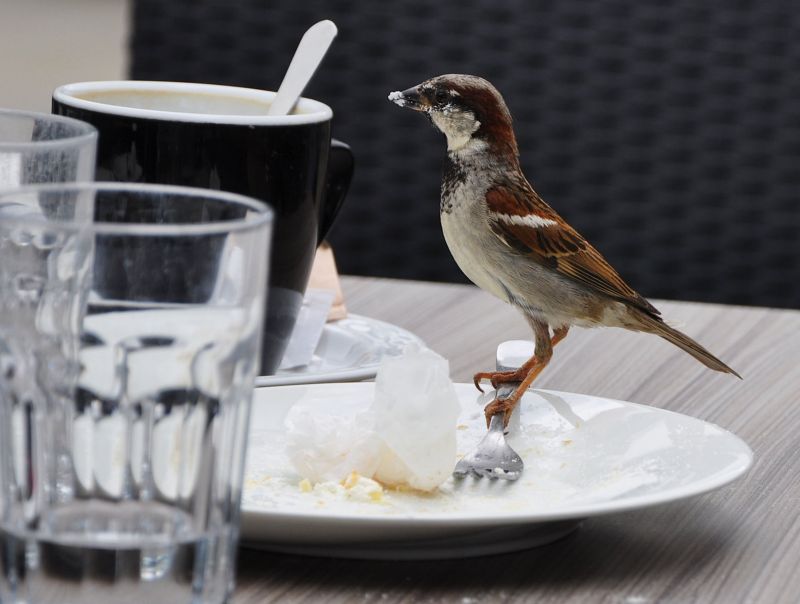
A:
[240, 383, 752, 559]
[255, 315, 425, 387]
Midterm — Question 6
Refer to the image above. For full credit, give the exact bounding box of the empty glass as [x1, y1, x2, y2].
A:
[0, 109, 97, 187]
[0, 183, 272, 603]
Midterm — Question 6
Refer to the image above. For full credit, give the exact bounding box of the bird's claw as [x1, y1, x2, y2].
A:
[473, 368, 529, 393]
[484, 396, 516, 428]
[472, 372, 497, 392]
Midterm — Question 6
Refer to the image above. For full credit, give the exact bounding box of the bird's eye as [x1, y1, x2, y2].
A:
[435, 90, 450, 105]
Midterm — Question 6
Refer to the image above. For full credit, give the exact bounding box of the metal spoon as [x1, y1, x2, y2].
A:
[267, 20, 338, 116]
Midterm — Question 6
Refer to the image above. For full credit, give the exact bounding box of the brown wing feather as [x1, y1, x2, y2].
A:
[485, 183, 660, 316]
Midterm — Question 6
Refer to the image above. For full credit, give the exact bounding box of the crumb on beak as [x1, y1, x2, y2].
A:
[388, 90, 406, 106]
[388, 87, 427, 111]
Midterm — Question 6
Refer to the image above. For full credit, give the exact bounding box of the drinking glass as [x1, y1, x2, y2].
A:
[0, 108, 97, 187]
[0, 183, 272, 604]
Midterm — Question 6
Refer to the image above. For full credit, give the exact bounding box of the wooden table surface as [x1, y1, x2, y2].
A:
[235, 276, 800, 604]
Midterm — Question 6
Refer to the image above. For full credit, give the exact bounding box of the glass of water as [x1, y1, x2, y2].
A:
[0, 183, 272, 604]
[0, 108, 97, 186]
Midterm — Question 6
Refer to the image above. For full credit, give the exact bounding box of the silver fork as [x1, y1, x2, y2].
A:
[453, 362, 524, 481]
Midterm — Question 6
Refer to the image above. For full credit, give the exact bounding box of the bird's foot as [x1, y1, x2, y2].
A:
[472, 367, 531, 392]
[484, 394, 519, 428]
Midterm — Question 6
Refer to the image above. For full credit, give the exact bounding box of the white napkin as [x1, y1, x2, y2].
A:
[278, 289, 335, 370]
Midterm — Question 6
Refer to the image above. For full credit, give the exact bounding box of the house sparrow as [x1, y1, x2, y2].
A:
[389, 74, 739, 425]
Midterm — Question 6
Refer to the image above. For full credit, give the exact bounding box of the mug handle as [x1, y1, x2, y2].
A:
[318, 138, 354, 243]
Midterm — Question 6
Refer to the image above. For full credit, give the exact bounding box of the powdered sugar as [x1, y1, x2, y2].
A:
[388, 91, 406, 106]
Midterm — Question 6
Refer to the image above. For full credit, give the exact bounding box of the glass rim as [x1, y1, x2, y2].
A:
[0, 108, 98, 151]
[0, 182, 274, 236]
[53, 80, 334, 126]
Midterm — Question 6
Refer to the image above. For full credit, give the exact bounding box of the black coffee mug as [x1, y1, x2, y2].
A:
[53, 81, 354, 375]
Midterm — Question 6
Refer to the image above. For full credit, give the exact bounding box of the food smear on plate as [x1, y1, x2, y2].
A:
[284, 346, 460, 492]
[298, 472, 384, 503]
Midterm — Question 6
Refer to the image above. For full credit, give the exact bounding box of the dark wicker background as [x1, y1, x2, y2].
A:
[131, 0, 800, 308]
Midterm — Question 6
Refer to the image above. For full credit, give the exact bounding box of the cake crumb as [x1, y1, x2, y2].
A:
[339, 472, 385, 503]
[343, 471, 360, 489]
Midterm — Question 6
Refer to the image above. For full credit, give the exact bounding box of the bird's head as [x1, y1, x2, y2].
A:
[388, 74, 518, 161]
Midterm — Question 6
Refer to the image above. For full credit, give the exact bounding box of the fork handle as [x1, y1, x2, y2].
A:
[488, 412, 506, 432]
[495, 359, 522, 400]
[496, 382, 520, 400]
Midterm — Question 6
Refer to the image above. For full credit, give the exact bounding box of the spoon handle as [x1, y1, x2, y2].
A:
[267, 20, 338, 116]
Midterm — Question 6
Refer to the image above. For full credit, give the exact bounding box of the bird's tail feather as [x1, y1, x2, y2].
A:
[637, 314, 741, 378]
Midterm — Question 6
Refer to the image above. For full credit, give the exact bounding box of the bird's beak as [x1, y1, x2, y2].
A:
[388, 86, 428, 111]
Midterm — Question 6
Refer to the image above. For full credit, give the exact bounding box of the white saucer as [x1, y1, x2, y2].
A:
[240, 383, 753, 559]
[255, 315, 425, 387]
